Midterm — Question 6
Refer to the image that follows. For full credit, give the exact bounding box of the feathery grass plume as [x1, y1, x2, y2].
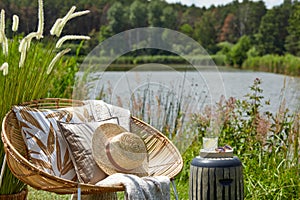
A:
[18, 32, 40, 53]
[47, 48, 71, 74]
[18, 45, 27, 68]
[70, 10, 90, 19]
[2, 37, 8, 56]
[50, 18, 62, 36]
[36, 0, 44, 39]
[0, 30, 2, 43]
[50, 6, 76, 37]
[55, 35, 90, 48]
[0, 9, 8, 56]
[12, 15, 19, 32]
[0, 62, 8, 76]
[0, 9, 5, 43]
[50, 6, 89, 37]
[0, 0, 90, 195]
[18, 32, 40, 67]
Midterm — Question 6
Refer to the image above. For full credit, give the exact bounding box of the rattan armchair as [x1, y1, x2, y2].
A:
[1, 98, 183, 196]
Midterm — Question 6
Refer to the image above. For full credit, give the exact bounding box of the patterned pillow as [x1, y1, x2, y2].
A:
[57, 119, 119, 184]
[13, 104, 95, 180]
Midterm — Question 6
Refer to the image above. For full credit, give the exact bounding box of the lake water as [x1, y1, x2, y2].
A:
[77, 66, 300, 114]
[74, 66, 299, 153]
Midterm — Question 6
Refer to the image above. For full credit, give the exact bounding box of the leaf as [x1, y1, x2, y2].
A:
[62, 146, 70, 167]
[28, 150, 41, 155]
[47, 123, 55, 155]
[60, 158, 74, 175]
[20, 109, 44, 132]
[30, 157, 52, 170]
[25, 130, 49, 156]
[46, 110, 73, 122]
[71, 174, 77, 181]
[46, 111, 64, 120]
[56, 135, 62, 173]
[64, 110, 73, 122]
[83, 108, 89, 119]
[75, 112, 85, 122]
[19, 121, 31, 130]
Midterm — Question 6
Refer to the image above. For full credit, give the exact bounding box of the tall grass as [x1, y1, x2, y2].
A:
[243, 54, 300, 76]
[176, 78, 300, 199]
[0, 36, 81, 195]
[96, 76, 299, 199]
[78, 54, 226, 67]
[0, 0, 89, 195]
[0, 36, 60, 194]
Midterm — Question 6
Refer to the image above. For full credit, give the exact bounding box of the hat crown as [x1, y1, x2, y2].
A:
[112, 132, 146, 153]
[92, 123, 149, 176]
[109, 132, 147, 170]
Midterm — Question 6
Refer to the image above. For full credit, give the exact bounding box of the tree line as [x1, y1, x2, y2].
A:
[1, 0, 300, 65]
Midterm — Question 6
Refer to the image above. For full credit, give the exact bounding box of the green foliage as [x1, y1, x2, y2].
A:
[285, 2, 300, 56]
[256, 3, 291, 55]
[0, 35, 79, 194]
[161, 6, 177, 29]
[236, 0, 267, 36]
[0, 1, 88, 195]
[227, 35, 251, 67]
[129, 0, 148, 28]
[107, 2, 128, 34]
[176, 78, 300, 199]
[243, 54, 300, 76]
[179, 23, 193, 38]
[2, 0, 300, 58]
[147, 0, 164, 27]
[194, 11, 219, 54]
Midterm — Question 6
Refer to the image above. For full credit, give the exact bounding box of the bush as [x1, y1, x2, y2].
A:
[175, 78, 299, 199]
[243, 54, 300, 76]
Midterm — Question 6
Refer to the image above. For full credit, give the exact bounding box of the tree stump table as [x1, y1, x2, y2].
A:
[189, 150, 244, 200]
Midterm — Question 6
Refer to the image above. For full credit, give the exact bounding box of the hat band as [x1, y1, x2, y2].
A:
[105, 142, 132, 172]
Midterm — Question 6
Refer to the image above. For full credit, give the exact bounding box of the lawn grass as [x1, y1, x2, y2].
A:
[27, 187, 71, 200]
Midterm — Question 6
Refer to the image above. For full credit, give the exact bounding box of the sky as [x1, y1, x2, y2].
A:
[165, 0, 284, 9]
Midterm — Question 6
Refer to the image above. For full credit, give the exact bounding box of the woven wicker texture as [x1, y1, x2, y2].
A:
[1, 98, 183, 195]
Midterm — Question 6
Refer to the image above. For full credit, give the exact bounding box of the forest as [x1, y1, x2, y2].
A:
[1, 0, 300, 73]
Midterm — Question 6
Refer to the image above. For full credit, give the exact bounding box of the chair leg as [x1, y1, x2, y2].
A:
[171, 179, 179, 200]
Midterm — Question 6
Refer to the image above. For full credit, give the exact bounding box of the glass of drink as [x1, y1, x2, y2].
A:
[202, 136, 218, 151]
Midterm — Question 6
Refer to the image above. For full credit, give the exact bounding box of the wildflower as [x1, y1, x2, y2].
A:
[50, 6, 89, 37]
[55, 35, 90, 48]
[47, 48, 71, 74]
[12, 15, 19, 32]
[36, 0, 44, 39]
[256, 115, 271, 144]
[0, 62, 8, 76]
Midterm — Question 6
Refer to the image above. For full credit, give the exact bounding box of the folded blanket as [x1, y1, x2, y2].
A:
[96, 173, 170, 200]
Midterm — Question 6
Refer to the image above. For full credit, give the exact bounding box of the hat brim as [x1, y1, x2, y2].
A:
[92, 123, 148, 177]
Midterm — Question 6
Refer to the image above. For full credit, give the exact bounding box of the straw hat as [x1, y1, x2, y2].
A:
[92, 123, 148, 177]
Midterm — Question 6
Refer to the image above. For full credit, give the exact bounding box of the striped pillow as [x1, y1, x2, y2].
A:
[13, 105, 95, 180]
[57, 119, 119, 184]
